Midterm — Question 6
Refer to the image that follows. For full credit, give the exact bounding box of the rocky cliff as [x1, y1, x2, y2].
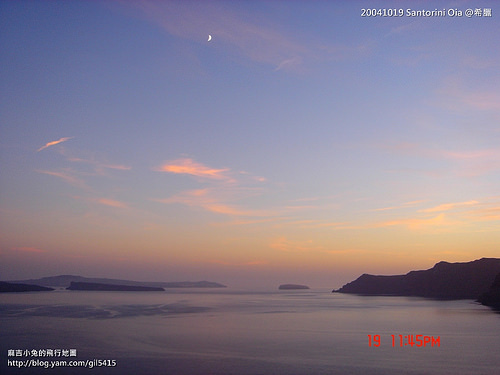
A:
[477, 272, 500, 310]
[0, 281, 54, 293]
[335, 258, 500, 300]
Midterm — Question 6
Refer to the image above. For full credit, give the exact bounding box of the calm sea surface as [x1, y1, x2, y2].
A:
[1, 288, 498, 375]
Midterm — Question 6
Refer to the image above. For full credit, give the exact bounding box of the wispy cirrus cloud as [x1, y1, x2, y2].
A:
[37, 137, 74, 152]
[125, 0, 307, 71]
[436, 77, 500, 112]
[379, 142, 500, 177]
[36, 169, 88, 190]
[68, 157, 131, 172]
[157, 188, 273, 217]
[377, 213, 455, 230]
[462, 197, 500, 223]
[372, 200, 426, 212]
[155, 157, 275, 218]
[96, 198, 129, 209]
[121, 1, 366, 72]
[63, 152, 132, 176]
[419, 200, 479, 213]
[156, 158, 232, 182]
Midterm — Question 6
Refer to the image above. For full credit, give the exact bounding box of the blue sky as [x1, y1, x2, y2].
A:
[1, 0, 499, 287]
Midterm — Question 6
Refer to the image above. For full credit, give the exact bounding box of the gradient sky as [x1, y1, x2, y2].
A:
[1, 0, 499, 288]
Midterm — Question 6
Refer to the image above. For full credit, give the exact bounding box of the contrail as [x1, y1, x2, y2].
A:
[37, 137, 74, 152]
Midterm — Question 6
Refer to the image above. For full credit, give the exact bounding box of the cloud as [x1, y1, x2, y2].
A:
[441, 149, 500, 177]
[155, 156, 276, 219]
[36, 169, 88, 189]
[419, 200, 479, 213]
[120, 1, 364, 72]
[66, 155, 132, 175]
[372, 200, 426, 212]
[96, 198, 128, 209]
[157, 188, 273, 217]
[12, 246, 46, 253]
[37, 137, 74, 152]
[380, 142, 500, 177]
[377, 213, 456, 230]
[156, 158, 232, 181]
[467, 206, 500, 222]
[436, 78, 500, 112]
[126, 1, 307, 71]
[462, 197, 500, 222]
[270, 236, 324, 252]
[68, 158, 132, 171]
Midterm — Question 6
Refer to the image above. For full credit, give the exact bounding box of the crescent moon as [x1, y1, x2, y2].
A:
[208, 35, 212, 42]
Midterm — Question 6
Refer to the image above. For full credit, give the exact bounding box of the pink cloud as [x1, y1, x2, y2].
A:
[120, 1, 364, 72]
[127, 1, 307, 71]
[436, 78, 500, 111]
[36, 169, 88, 189]
[380, 142, 500, 177]
[66, 155, 132, 174]
[96, 198, 128, 209]
[13, 246, 45, 253]
[37, 137, 74, 152]
[157, 188, 273, 217]
[156, 158, 232, 181]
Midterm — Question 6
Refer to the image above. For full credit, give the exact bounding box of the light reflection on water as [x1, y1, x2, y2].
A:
[0, 289, 498, 375]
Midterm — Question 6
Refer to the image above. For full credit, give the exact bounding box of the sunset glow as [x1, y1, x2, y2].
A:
[1, 0, 499, 288]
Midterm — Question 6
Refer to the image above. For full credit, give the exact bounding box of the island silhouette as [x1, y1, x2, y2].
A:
[334, 258, 500, 302]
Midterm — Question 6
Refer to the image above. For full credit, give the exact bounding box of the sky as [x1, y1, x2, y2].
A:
[1, 0, 499, 288]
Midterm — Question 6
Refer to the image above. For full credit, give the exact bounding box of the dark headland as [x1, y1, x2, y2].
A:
[477, 272, 500, 310]
[0, 281, 54, 293]
[334, 258, 500, 301]
[279, 284, 310, 290]
[67, 281, 164, 292]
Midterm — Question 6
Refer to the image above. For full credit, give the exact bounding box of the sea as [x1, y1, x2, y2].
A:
[0, 288, 498, 375]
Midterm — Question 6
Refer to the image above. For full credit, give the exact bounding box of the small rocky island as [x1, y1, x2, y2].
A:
[0, 281, 54, 293]
[279, 284, 310, 290]
[67, 281, 164, 291]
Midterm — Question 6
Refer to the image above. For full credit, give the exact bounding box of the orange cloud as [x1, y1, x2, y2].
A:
[419, 200, 479, 213]
[157, 188, 273, 217]
[156, 158, 232, 181]
[372, 200, 426, 212]
[377, 213, 455, 230]
[468, 207, 500, 221]
[37, 137, 74, 152]
[97, 198, 128, 209]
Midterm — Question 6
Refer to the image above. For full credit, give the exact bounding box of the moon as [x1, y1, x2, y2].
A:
[207, 34, 212, 42]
